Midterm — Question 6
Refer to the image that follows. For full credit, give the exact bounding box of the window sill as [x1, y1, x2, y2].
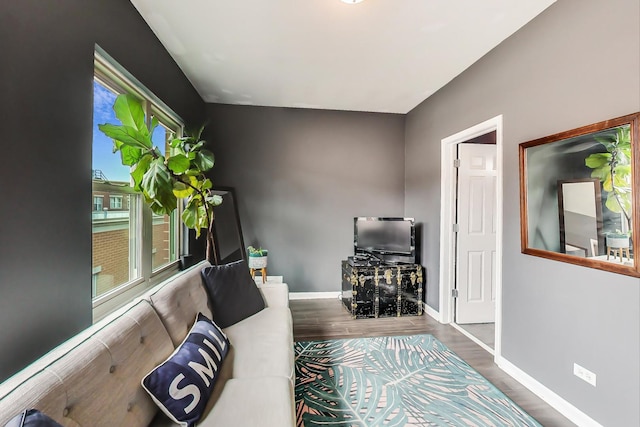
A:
[92, 261, 180, 322]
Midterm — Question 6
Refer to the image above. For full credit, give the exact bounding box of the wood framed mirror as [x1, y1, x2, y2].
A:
[519, 112, 640, 277]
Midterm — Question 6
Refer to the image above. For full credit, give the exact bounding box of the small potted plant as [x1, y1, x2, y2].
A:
[606, 230, 631, 249]
[247, 246, 268, 269]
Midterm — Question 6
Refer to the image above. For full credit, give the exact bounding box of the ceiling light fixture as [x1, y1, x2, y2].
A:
[341, 0, 364, 4]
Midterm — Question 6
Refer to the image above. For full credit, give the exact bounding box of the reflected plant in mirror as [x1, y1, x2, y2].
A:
[519, 112, 640, 277]
[584, 125, 632, 231]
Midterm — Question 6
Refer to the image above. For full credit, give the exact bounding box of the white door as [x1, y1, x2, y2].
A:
[455, 143, 497, 324]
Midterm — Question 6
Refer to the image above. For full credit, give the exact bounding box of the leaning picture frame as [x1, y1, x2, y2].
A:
[210, 187, 246, 265]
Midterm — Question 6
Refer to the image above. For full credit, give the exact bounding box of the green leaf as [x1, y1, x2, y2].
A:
[206, 194, 223, 207]
[590, 167, 609, 181]
[184, 168, 201, 176]
[584, 153, 611, 169]
[617, 125, 631, 145]
[603, 174, 613, 192]
[612, 169, 631, 189]
[182, 196, 210, 237]
[98, 123, 153, 150]
[149, 116, 159, 137]
[112, 139, 124, 153]
[120, 145, 143, 167]
[606, 192, 624, 214]
[172, 181, 192, 198]
[172, 175, 197, 198]
[197, 204, 209, 230]
[620, 196, 632, 214]
[141, 159, 170, 199]
[194, 149, 215, 171]
[113, 94, 148, 137]
[131, 154, 153, 191]
[182, 199, 199, 233]
[141, 159, 176, 213]
[190, 140, 205, 152]
[159, 194, 177, 215]
[167, 154, 190, 174]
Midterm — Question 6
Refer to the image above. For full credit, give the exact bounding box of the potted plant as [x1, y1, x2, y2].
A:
[98, 94, 222, 263]
[606, 230, 631, 249]
[585, 125, 632, 231]
[247, 246, 268, 269]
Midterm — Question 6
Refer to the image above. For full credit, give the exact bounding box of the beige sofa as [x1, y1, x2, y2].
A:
[0, 261, 295, 426]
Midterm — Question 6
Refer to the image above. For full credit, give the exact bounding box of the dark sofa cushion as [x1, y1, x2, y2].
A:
[201, 260, 266, 328]
[141, 313, 229, 427]
[4, 410, 62, 427]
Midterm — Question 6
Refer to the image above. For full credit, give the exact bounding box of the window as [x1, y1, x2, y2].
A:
[92, 49, 183, 310]
[150, 122, 179, 271]
[110, 195, 123, 209]
[93, 196, 103, 212]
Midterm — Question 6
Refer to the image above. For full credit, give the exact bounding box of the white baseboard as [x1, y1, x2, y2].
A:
[424, 304, 440, 321]
[496, 356, 603, 427]
[289, 291, 342, 300]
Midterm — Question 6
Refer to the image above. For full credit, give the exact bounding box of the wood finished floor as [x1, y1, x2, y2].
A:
[458, 322, 496, 349]
[291, 298, 575, 427]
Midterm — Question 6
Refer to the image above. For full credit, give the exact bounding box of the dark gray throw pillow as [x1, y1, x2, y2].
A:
[4, 410, 63, 427]
[201, 260, 266, 328]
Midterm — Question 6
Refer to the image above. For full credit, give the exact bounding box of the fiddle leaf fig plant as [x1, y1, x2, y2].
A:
[585, 125, 632, 231]
[98, 94, 222, 263]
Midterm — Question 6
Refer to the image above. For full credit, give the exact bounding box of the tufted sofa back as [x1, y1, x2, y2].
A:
[0, 300, 174, 426]
[145, 260, 213, 347]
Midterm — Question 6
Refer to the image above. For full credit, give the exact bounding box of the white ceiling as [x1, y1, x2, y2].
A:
[130, 0, 556, 114]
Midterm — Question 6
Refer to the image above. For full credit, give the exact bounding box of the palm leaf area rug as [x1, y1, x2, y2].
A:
[295, 334, 541, 427]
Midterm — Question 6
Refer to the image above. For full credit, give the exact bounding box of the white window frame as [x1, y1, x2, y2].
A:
[92, 46, 184, 321]
[93, 195, 104, 212]
[110, 195, 123, 209]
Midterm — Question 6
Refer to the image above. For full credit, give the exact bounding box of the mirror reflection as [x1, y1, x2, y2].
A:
[558, 179, 602, 258]
[520, 113, 639, 276]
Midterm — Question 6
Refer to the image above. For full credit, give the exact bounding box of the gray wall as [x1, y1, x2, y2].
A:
[206, 104, 406, 292]
[0, 0, 205, 382]
[405, 0, 640, 425]
[2, 0, 637, 423]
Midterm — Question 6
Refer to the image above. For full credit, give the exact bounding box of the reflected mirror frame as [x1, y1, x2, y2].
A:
[519, 112, 640, 277]
[557, 178, 603, 258]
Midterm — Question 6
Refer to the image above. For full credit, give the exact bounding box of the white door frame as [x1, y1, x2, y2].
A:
[438, 115, 503, 360]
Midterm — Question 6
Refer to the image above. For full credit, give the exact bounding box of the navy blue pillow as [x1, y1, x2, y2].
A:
[4, 409, 62, 427]
[142, 313, 230, 427]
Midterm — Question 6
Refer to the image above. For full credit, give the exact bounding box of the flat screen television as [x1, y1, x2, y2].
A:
[354, 217, 415, 263]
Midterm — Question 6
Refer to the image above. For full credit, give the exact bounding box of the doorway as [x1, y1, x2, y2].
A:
[438, 116, 503, 359]
[454, 140, 497, 351]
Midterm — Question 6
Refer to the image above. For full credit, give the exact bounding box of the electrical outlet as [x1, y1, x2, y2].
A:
[573, 363, 597, 387]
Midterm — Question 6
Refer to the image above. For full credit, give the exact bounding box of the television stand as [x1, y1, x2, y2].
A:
[341, 260, 424, 319]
